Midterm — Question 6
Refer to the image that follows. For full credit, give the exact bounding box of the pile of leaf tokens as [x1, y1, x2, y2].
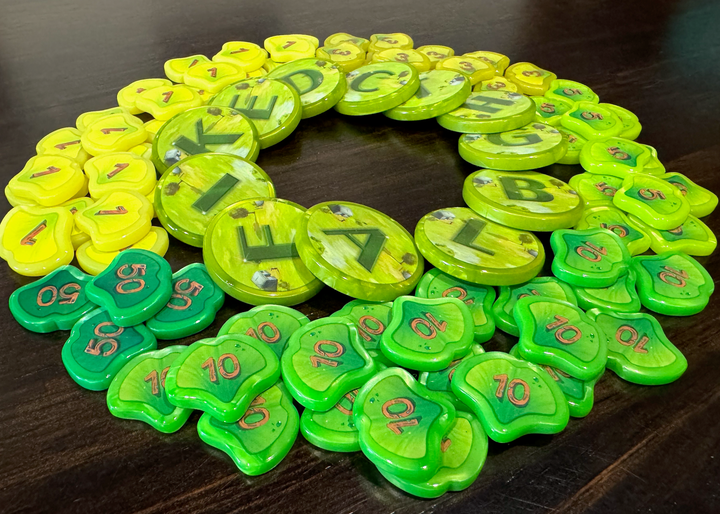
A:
[2, 31, 717, 498]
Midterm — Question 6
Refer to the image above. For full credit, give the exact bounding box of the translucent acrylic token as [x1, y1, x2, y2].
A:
[661, 172, 718, 218]
[129, 142, 152, 160]
[184, 62, 247, 94]
[473, 76, 518, 92]
[84, 152, 156, 199]
[630, 213, 717, 256]
[76, 191, 153, 252]
[300, 388, 361, 452]
[601, 103, 641, 140]
[368, 33, 414, 52]
[265, 34, 320, 62]
[76, 106, 132, 132]
[463, 51, 510, 75]
[531, 95, 575, 126]
[36, 127, 89, 166]
[437, 91, 534, 134]
[135, 85, 204, 120]
[573, 269, 641, 313]
[560, 102, 623, 140]
[7, 155, 85, 206]
[61, 197, 93, 248]
[81, 112, 148, 155]
[325, 33, 370, 52]
[418, 344, 485, 411]
[316, 42, 366, 73]
[329, 299, 394, 365]
[334, 62, 420, 116]
[556, 127, 588, 165]
[579, 137, 664, 177]
[384, 70, 469, 121]
[76, 227, 169, 276]
[143, 119, 165, 142]
[213, 42, 267, 72]
[545, 79, 599, 104]
[416, 45, 455, 68]
[164, 54, 211, 82]
[373, 49, 432, 72]
[117, 78, 172, 114]
[504, 62, 557, 95]
[435, 56, 494, 85]
[613, 174, 690, 230]
[574, 205, 651, 255]
[568, 173, 623, 207]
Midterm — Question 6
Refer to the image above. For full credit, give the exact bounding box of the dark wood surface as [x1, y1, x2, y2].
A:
[1, 0, 720, 512]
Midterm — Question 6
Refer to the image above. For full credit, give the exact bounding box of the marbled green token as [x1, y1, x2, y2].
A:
[418, 344, 485, 411]
[415, 207, 545, 286]
[416, 268, 496, 343]
[550, 228, 630, 288]
[145, 263, 225, 340]
[631, 251, 714, 316]
[334, 62, 420, 115]
[451, 352, 569, 443]
[560, 101, 623, 140]
[296, 201, 423, 301]
[197, 381, 299, 475]
[10, 265, 96, 333]
[568, 173, 623, 207]
[164, 334, 281, 422]
[281, 317, 378, 411]
[463, 169, 583, 231]
[630, 213, 717, 256]
[545, 79, 599, 104]
[155, 153, 276, 247]
[203, 198, 324, 306]
[354, 367, 456, 480]
[85, 249, 173, 327]
[613, 174, 691, 230]
[437, 91, 534, 133]
[208, 77, 302, 148]
[385, 69, 471, 121]
[579, 137, 665, 177]
[300, 388, 361, 452]
[587, 309, 688, 385]
[61, 308, 157, 391]
[573, 269, 642, 313]
[267, 58, 347, 118]
[574, 205, 651, 256]
[661, 172, 718, 218]
[329, 299, 394, 365]
[218, 304, 310, 360]
[557, 127, 588, 165]
[492, 277, 578, 337]
[458, 123, 568, 170]
[601, 103, 641, 141]
[380, 296, 475, 372]
[151, 106, 259, 174]
[106, 345, 192, 433]
[531, 95, 575, 126]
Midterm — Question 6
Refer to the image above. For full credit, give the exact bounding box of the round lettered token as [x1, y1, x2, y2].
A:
[568, 173, 623, 207]
[437, 91, 533, 134]
[630, 213, 717, 256]
[464, 51, 510, 75]
[184, 62, 247, 93]
[76, 107, 132, 133]
[76, 191, 153, 252]
[573, 269, 642, 313]
[556, 127, 588, 165]
[574, 205, 651, 256]
[368, 33, 414, 53]
[579, 137, 664, 177]
[212, 42, 267, 72]
[601, 103, 641, 141]
[504, 62, 557, 96]
[435, 56, 494, 85]
[545, 79, 599, 104]
[164, 54, 211, 82]
[373, 48, 432, 72]
[36, 127, 89, 166]
[416, 45, 455, 68]
[300, 388, 361, 452]
[384, 70, 470, 121]
[473, 76, 518, 92]
[264, 34, 319, 62]
[117, 78, 172, 114]
[662, 172, 718, 218]
[81, 112, 148, 155]
[316, 43, 366, 73]
[84, 152, 156, 199]
[136, 85, 204, 120]
[613, 174, 690, 230]
[329, 299, 393, 364]
[325, 33, 370, 51]
[560, 102, 623, 140]
[76, 227, 169, 276]
[531, 95, 575, 126]
[417, 344, 485, 412]
[296, 201, 423, 301]
[334, 62, 420, 116]
[8, 155, 85, 207]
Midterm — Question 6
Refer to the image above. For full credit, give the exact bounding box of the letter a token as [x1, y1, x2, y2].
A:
[268, 58, 347, 118]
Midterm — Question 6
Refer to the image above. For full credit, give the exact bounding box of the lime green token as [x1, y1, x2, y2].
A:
[76, 106, 132, 132]
[164, 54, 211, 82]
[300, 388, 361, 452]
[213, 42, 267, 72]
[203, 198, 323, 306]
[106, 346, 192, 433]
[630, 213, 717, 256]
[61, 308, 157, 391]
[9, 265, 96, 333]
[587, 309, 688, 385]
[631, 251, 714, 316]
[417, 344, 485, 411]
[155, 153, 275, 247]
[354, 367, 456, 480]
[464, 51, 510, 75]
[117, 78, 172, 114]
[281, 317, 378, 411]
[662, 172, 718, 218]
[437, 91, 534, 133]
[531, 95, 575, 126]
[568, 173, 623, 207]
[545, 79, 599, 104]
[208, 77, 302, 149]
[76, 227, 169, 276]
[579, 137, 665, 177]
[84, 151, 156, 199]
[451, 352, 569, 443]
[572, 269, 641, 313]
[416, 45, 455, 68]
[473, 76, 518, 92]
[165, 334, 280, 422]
[81, 111, 148, 156]
[334, 62, 420, 116]
[8, 154, 85, 207]
[414, 207, 545, 286]
[197, 381, 299, 475]
[600, 103, 642, 140]
[36, 127, 89, 166]
[574, 205, 651, 256]
[325, 32, 371, 52]
[504, 62, 557, 96]
[613, 174, 690, 230]
[560, 102, 623, 140]
[557, 127, 588, 165]
[329, 299, 394, 365]
[384, 70, 470, 121]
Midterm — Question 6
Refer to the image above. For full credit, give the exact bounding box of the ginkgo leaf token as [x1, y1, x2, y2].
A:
[545, 79, 599, 104]
[417, 45, 455, 68]
[300, 388, 361, 452]
[661, 172, 718, 218]
[184, 62, 247, 93]
[601, 103, 642, 140]
[213, 42, 267, 72]
[316, 42, 366, 73]
[325, 33, 370, 51]
[572, 269, 642, 313]
[264, 34, 319, 62]
[329, 299, 394, 365]
[417, 344, 485, 411]
[136, 85, 204, 120]
[557, 127, 588, 165]
[84, 152, 156, 199]
[560, 102, 623, 140]
[81, 111, 148, 155]
[464, 51, 510, 75]
[531, 95, 575, 126]
[579, 137, 665, 177]
[574, 205, 651, 256]
[613, 174, 690, 230]
[473, 76, 518, 92]
[504, 62, 557, 95]
[76, 191, 153, 252]
[164, 54, 211, 82]
[76, 227, 169, 276]
[76, 106, 132, 132]
[568, 173, 623, 207]
[7, 155, 85, 207]
[435, 56, 494, 85]
[630, 213, 717, 256]
[368, 33, 414, 52]
[117, 78, 172, 114]
[36, 127, 89, 166]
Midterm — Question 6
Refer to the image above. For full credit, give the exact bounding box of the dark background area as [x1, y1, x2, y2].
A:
[1, 0, 720, 512]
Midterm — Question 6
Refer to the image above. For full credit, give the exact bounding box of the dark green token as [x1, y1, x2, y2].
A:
[418, 344, 485, 411]
[300, 388, 361, 452]
[329, 299, 394, 366]
[573, 269, 641, 313]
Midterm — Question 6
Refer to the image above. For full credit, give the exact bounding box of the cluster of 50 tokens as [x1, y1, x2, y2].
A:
[2, 31, 716, 498]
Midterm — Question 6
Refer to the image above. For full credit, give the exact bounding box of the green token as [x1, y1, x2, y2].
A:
[9, 265, 96, 333]
[550, 228, 630, 288]
[384, 69, 470, 121]
[300, 388, 360, 452]
[334, 62, 420, 115]
[296, 201, 423, 301]
[281, 317, 378, 411]
[267, 57, 347, 118]
[155, 153, 275, 247]
[530, 95, 575, 126]
[560, 101, 623, 140]
[415, 268, 496, 343]
[106, 345, 192, 433]
[545, 79, 599, 104]
[613, 174, 690, 230]
[415, 207, 545, 286]
[574, 205, 651, 256]
[601, 103, 641, 140]
[631, 251, 714, 316]
[164, 334, 281, 422]
[451, 352, 569, 443]
[587, 309, 688, 385]
[203, 198, 323, 306]
[85, 249, 173, 327]
[556, 127, 588, 165]
[61, 308, 157, 391]
[151, 106, 259, 174]
[568, 173, 623, 207]
[492, 276, 578, 337]
[145, 263, 225, 340]
[458, 123, 568, 170]
[579, 137, 665, 177]
[661, 172, 718, 218]
[437, 90, 534, 133]
[329, 299, 394, 365]
[208, 77, 302, 148]
[417, 344, 485, 411]
[196, 381, 299, 475]
[630, 213, 716, 256]
[353, 367, 456, 481]
[463, 169, 583, 231]
[573, 269, 642, 313]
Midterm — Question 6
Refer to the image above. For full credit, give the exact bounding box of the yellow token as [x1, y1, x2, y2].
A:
[325, 32, 370, 51]
[5, 180, 87, 208]
[0, 205, 74, 276]
[135, 85, 203, 120]
[464, 51, 511, 75]
[416, 45, 455, 68]
[61, 197, 93, 248]
[373, 48, 432, 72]
[143, 119, 166, 142]
[186, 87, 213, 103]
[129, 142, 153, 160]
[84, 152, 156, 199]
[183, 62, 247, 94]
[8, 155, 85, 207]
[36, 127, 89, 166]
[164, 55, 211, 83]
[264, 34, 319, 62]
[369, 33, 414, 52]
[75, 191, 153, 252]
[213, 42, 267, 72]
[504, 62, 557, 96]
[81, 112, 148, 155]
[76, 227, 169, 276]
[263, 59, 280, 73]
[435, 56, 494, 85]
[317, 42, 366, 72]
[473, 76, 519, 92]
[117, 78, 173, 114]
[76, 107, 132, 132]
[247, 68, 267, 77]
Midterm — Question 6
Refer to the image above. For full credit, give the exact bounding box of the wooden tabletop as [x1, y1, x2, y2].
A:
[1, 0, 719, 512]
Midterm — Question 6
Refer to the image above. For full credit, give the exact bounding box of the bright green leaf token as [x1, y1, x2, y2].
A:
[417, 344, 485, 411]
[545, 79, 599, 104]
[631, 251, 714, 316]
[334, 62, 420, 116]
[568, 173, 623, 207]
[550, 228, 630, 288]
[587, 309, 688, 385]
[353, 367, 456, 481]
[61, 308, 157, 391]
[203, 198, 323, 306]
[208, 77, 302, 149]
[296, 201, 423, 301]
[416, 268, 496, 343]
[384, 69, 471, 121]
[613, 174, 691, 230]
[165, 334, 281, 422]
[530, 95, 575, 126]
[630, 213, 717, 256]
[579, 137, 665, 177]
[560, 101, 623, 140]
[601, 103, 642, 141]
[329, 299, 394, 365]
[155, 153, 276, 247]
[281, 317, 378, 411]
[573, 269, 642, 313]
[415, 207, 545, 286]
[196, 381, 299, 475]
[463, 169, 583, 232]
[106, 345, 192, 433]
[662, 172, 718, 218]
[437, 90, 534, 134]
[10, 265, 96, 333]
[458, 123, 568, 170]
[300, 388, 361, 452]
[574, 205, 651, 256]
[556, 127, 588, 165]
[451, 352, 569, 443]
